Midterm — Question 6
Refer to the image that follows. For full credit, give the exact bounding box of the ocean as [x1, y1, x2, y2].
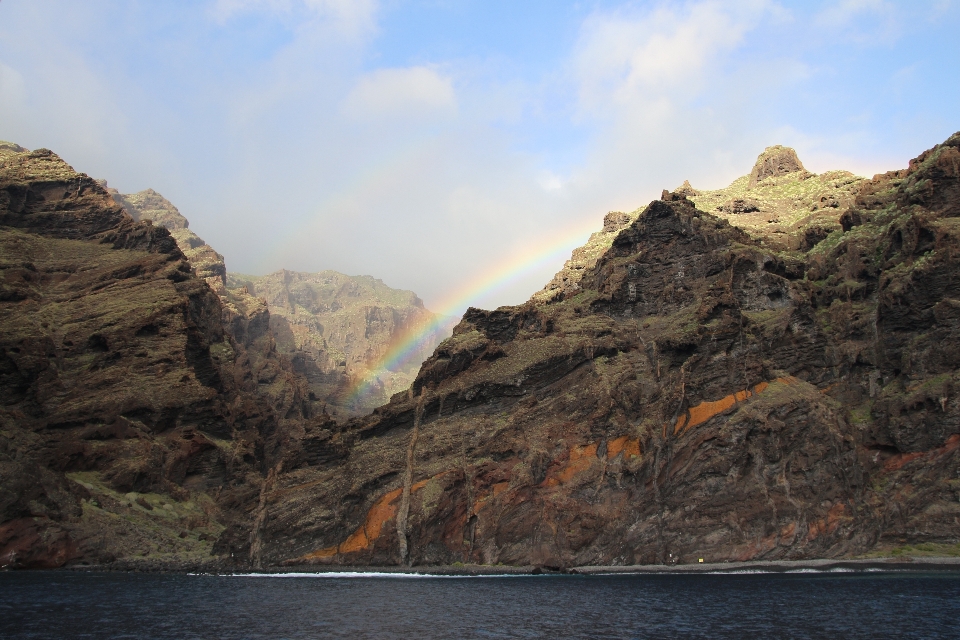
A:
[2, 569, 959, 639]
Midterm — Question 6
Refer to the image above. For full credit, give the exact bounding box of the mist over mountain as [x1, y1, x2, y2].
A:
[227, 270, 457, 417]
[3, 1, 957, 312]
[3, 133, 959, 570]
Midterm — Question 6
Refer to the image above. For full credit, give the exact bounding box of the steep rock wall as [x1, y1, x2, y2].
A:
[0, 146, 311, 569]
[255, 134, 960, 568]
[228, 270, 454, 417]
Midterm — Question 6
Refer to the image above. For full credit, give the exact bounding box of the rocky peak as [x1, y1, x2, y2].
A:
[114, 188, 189, 230]
[602, 211, 631, 233]
[749, 145, 806, 186]
[0, 141, 26, 156]
[675, 147, 864, 251]
[674, 179, 699, 198]
[111, 187, 225, 289]
[227, 270, 454, 417]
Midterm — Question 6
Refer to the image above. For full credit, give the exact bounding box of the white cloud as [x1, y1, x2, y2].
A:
[815, 0, 892, 26]
[341, 67, 456, 120]
[574, 0, 773, 114]
[814, 0, 898, 42]
[211, 0, 377, 39]
[537, 170, 563, 192]
[556, 0, 793, 210]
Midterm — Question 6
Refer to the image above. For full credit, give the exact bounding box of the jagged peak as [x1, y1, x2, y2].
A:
[118, 188, 189, 230]
[749, 145, 807, 185]
[0, 140, 27, 154]
[673, 179, 700, 197]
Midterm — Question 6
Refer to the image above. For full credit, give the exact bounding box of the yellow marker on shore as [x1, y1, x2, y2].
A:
[699, 558, 704, 563]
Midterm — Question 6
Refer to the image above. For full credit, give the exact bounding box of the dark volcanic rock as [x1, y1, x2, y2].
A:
[252, 134, 960, 569]
[0, 145, 313, 569]
[749, 145, 807, 186]
[5, 134, 960, 572]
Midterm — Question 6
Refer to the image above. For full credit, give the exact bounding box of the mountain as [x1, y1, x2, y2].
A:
[0, 144, 317, 569]
[108, 188, 228, 292]
[3, 133, 959, 571]
[106, 187, 452, 417]
[227, 271, 456, 417]
[0, 143, 452, 569]
[251, 134, 960, 568]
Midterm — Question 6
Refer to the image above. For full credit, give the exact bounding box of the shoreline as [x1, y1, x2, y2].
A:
[53, 556, 960, 576]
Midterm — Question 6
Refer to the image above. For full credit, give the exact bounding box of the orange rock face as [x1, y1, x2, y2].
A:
[674, 378, 796, 435]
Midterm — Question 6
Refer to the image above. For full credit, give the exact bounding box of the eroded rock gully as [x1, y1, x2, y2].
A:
[3, 133, 960, 571]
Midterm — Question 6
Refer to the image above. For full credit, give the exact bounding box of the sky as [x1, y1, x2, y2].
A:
[1, 0, 958, 314]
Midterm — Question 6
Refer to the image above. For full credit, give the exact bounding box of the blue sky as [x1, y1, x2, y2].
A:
[1, 0, 958, 311]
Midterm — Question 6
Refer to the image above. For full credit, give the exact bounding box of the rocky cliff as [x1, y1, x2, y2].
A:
[251, 135, 960, 568]
[228, 270, 455, 417]
[0, 144, 316, 570]
[4, 134, 959, 572]
[109, 188, 451, 418]
[103, 186, 321, 445]
[108, 188, 228, 292]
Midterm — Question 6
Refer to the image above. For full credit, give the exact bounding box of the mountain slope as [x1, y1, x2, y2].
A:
[0, 145, 313, 570]
[254, 134, 960, 568]
[107, 186, 452, 417]
[228, 270, 455, 416]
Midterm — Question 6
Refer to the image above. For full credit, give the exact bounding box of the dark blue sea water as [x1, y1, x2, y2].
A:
[1, 569, 959, 639]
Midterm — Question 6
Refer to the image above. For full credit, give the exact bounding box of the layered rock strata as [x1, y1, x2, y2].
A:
[108, 188, 228, 292]
[0, 145, 314, 569]
[253, 134, 960, 568]
[228, 270, 454, 417]
[4, 133, 960, 571]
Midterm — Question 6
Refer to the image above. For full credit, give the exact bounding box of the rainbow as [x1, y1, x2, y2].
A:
[346, 213, 609, 405]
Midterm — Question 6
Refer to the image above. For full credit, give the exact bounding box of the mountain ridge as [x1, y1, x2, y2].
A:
[2, 134, 959, 570]
[253, 133, 960, 568]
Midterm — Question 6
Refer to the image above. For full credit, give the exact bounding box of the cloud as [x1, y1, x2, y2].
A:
[574, 0, 774, 114]
[556, 0, 796, 210]
[537, 170, 563, 192]
[815, 0, 892, 26]
[211, 0, 377, 39]
[813, 0, 898, 42]
[341, 67, 457, 121]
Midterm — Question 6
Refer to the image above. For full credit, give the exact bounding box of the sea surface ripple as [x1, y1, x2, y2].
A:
[2, 570, 959, 639]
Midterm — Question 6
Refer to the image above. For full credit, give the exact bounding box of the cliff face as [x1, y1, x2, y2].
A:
[110, 188, 228, 291]
[255, 134, 960, 568]
[4, 134, 959, 571]
[0, 145, 313, 570]
[228, 271, 454, 417]
[106, 187, 319, 447]
[111, 188, 451, 418]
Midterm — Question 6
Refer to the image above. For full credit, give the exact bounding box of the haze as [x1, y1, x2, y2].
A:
[1, 0, 958, 313]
